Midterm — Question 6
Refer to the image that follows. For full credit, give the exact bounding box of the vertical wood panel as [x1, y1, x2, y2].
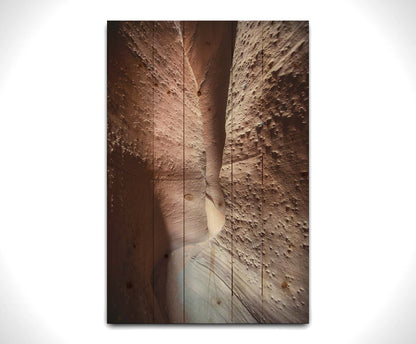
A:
[152, 21, 185, 323]
[228, 21, 264, 323]
[107, 21, 156, 323]
[182, 21, 235, 323]
[261, 21, 309, 323]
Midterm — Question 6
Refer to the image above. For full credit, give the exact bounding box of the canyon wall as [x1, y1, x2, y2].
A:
[218, 21, 309, 323]
[107, 21, 308, 324]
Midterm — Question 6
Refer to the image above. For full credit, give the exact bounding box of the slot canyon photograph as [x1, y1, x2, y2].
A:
[107, 20, 309, 324]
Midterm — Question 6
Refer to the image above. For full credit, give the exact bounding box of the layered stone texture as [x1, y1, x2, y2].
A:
[107, 20, 308, 324]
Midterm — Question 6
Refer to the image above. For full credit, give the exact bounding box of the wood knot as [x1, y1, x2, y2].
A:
[184, 194, 193, 201]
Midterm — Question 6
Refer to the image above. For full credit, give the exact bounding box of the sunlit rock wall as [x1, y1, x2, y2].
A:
[218, 21, 309, 323]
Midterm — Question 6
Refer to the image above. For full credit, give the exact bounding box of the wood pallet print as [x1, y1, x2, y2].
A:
[107, 21, 309, 324]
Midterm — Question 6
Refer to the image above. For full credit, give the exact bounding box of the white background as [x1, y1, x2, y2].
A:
[1, 0, 415, 343]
